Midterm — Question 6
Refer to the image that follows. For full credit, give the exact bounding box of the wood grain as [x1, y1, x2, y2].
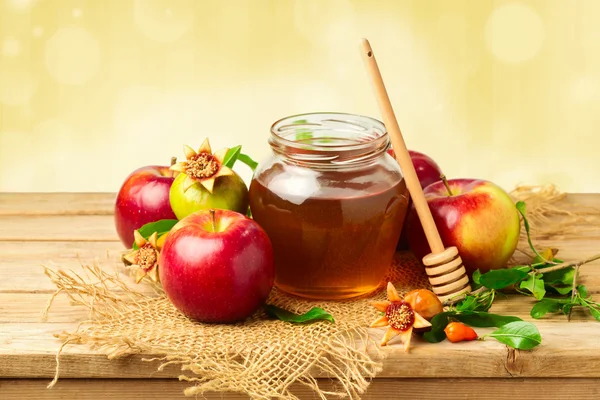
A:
[0, 241, 130, 292]
[0, 215, 119, 241]
[2, 312, 600, 380]
[3, 378, 600, 400]
[0, 192, 114, 216]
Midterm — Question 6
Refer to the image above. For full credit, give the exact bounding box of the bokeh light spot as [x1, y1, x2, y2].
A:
[45, 26, 100, 84]
[32, 26, 44, 37]
[485, 2, 544, 65]
[7, 0, 38, 12]
[569, 76, 598, 104]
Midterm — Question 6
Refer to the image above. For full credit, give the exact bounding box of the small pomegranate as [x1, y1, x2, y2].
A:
[370, 282, 431, 352]
[404, 288, 444, 320]
[122, 230, 161, 284]
[169, 138, 249, 220]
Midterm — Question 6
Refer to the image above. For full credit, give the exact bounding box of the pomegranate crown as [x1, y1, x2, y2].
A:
[170, 138, 234, 194]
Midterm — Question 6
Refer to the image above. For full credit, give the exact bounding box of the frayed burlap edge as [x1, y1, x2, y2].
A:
[41, 251, 429, 400]
[40, 184, 599, 399]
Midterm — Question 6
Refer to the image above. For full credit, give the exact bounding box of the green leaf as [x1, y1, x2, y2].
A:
[423, 312, 453, 343]
[471, 270, 482, 286]
[222, 145, 242, 168]
[589, 307, 600, 322]
[479, 268, 530, 290]
[530, 299, 562, 319]
[132, 219, 179, 250]
[534, 279, 547, 299]
[482, 321, 542, 350]
[454, 311, 522, 328]
[546, 284, 573, 295]
[476, 292, 495, 312]
[519, 274, 546, 300]
[578, 285, 589, 299]
[542, 267, 574, 286]
[264, 304, 334, 324]
[237, 153, 259, 171]
[455, 293, 494, 312]
[456, 296, 479, 312]
[562, 303, 574, 315]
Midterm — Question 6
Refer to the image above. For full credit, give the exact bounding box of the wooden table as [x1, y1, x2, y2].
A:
[1, 192, 600, 399]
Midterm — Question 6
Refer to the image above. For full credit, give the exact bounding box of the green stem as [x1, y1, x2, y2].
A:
[568, 264, 581, 321]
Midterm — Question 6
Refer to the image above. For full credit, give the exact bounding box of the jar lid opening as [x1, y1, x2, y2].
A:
[269, 112, 390, 166]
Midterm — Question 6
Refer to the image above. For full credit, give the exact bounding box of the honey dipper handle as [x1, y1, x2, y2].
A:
[359, 38, 445, 253]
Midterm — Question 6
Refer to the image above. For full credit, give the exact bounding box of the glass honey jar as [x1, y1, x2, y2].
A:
[249, 112, 409, 300]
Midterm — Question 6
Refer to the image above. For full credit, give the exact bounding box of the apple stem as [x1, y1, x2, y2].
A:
[440, 174, 453, 196]
[210, 209, 216, 232]
[170, 157, 177, 177]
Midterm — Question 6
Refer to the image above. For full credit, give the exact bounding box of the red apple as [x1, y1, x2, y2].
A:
[114, 165, 177, 248]
[158, 209, 275, 323]
[388, 149, 444, 250]
[388, 149, 443, 190]
[405, 178, 521, 277]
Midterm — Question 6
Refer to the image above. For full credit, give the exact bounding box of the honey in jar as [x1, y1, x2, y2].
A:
[249, 113, 409, 300]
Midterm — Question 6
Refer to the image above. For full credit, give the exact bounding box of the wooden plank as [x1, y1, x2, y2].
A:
[2, 378, 600, 400]
[0, 193, 598, 242]
[2, 238, 600, 294]
[0, 193, 114, 216]
[2, 315, 600, 380]
[0, 241, 130, 292]
[0, 216, 119, 242]
[0, 192, 598, 240]
[551, 192, 600, 208]
[0, 294, 90, 324]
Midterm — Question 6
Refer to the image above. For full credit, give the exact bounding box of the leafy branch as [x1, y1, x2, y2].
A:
[444, 201, 600, 323]
[426, 200, 600, 350]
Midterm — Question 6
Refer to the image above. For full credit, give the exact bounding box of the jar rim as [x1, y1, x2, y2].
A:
[269, 112, 390, 166]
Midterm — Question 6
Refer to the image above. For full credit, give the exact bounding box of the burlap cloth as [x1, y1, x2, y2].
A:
[41, 184, 600, 399]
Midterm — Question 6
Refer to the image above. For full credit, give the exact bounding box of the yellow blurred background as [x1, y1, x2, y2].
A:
[1, 0, 598, 193]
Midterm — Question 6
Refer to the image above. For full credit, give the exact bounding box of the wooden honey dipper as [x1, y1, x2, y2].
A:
[359, 38, 471, 302]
